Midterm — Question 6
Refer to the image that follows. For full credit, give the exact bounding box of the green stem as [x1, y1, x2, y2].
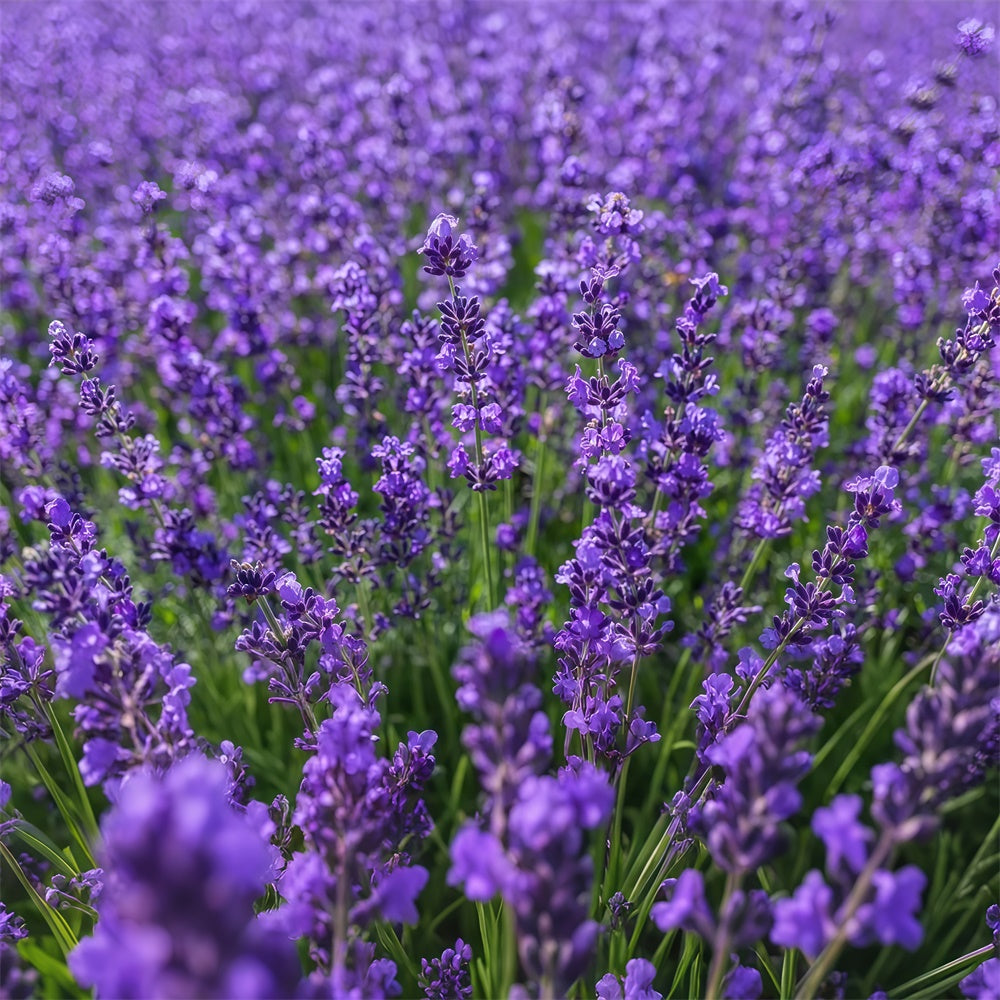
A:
[817, 655, 930, 793]
[526, 433, 546, 561]
[795, 833, 894, 1000]
[780, 948, 799, 1000]
[24, 744, 97, 867]
[10, 822, 80, 878]
[739, 537, 770, 595]
[890, 397, 929, 457]
[45, 705, 100, 843]
[476, 488, 496, 609]
[643, 647, 694, 816]
[602, 757, 630, 908]
[704, 871, 741, 1000]
[890, 944, 993, 996]
[355, 582, 373, 640]
[0, 841, 78, 955]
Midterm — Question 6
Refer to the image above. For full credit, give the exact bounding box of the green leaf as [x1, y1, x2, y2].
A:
[18, 939, 87, 997]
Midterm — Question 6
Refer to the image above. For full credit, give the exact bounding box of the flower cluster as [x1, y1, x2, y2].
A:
[422, 214, 517, 494]
[68, 756, 298, 999]
[448, 614, 614, 996]
[269, 683, 436, 993]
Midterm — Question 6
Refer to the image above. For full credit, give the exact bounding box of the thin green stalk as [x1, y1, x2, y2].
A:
[665, 934, 699, 999]
[602, 755, 631, 908]
[817, 655, 930, 792]
[355, 582, 373, 639]
[704, 871, 741, 1000]
[890, 398, 929, 457]
[739, 536, 770, 594]
[754, 946, 781, 995]
[421, 615, 458, 745]
[0, 841, 78, 955]
[374, 921, 419, 982]
[780, 948, 799, 1000]
[476, 488, 496, 609]
[45, 705, 100, 843]
[621, 810, 669, 892]
[954, 814, 1000, 897]
[643, 646, 694, 816]
[890, 945, 993, 997]
[24, 745, 96, 867]
[501, 900, 517, 999]
[11, 822, 80, 878]
[526, 433, 546, 561]
[502, 475, 514, 581]
[795, 834, 894, 1000]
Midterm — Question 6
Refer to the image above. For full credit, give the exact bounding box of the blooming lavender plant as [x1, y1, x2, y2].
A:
[69, 755, 299, 999]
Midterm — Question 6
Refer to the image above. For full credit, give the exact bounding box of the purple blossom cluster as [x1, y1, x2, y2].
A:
[266, 684, 437, 994]
[448, 614, 614, 996]
[69, 755, 298, 999]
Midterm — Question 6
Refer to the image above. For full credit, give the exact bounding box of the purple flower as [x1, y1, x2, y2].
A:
[52, 623, 107, 699]
[276, 684, 435, 972]
[651, 869, 715, 940]
[419, 214, 478, 279]
[596, 958, 662, 1000]
[853, 866, 926, 950]
[0, 904, 27, 943]
[448, 826, 518, 901]
[812, 795, 872, 876]
[69, 756, 297, 999]
[693, 683, 819, 873]
[957, 18, 996, 56]
[722, 964, 762, 1000]
[131, 180, 168, 214]
[420, 939, 473, 1000]
[448, 753, 611, 996]
[961, 959, 1000, 1000]
[770, 871, 835, 959]
[368, 865, 429, 925]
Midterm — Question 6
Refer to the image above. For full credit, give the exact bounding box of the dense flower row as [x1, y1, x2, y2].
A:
[1, 2, 998, 999]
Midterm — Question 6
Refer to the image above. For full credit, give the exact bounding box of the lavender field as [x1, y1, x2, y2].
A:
[1, 2, 998, 998]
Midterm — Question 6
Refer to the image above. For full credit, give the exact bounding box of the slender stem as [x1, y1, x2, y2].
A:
[24, 744, 97, 867]
[10, 822, 80, 878]
[795, 833, 894, 1000]
[601, 756, 630, 907]
[817, 655, 930, 791]
[476, 489, 496, 609]
[355, 581, 373, 639]
[45, 704, 100, 843]
[624, 653, 641, 722]
[889, 398, 929, 457]
[739, 536, 770, 595]
[887, 317, 989, 460]
[0, 841, 78, 955]
[526, 432, 546, 560]
[626, 769, 713, 901]
[704, 871, 742, 1000]
[890, 943, 993, 995]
